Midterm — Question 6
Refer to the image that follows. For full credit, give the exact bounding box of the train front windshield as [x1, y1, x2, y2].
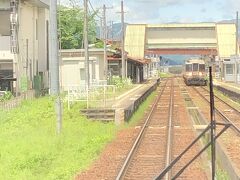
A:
[193, 63, 198, 71]
[186, 64, 192, 72]
[199, 64, 205, 71]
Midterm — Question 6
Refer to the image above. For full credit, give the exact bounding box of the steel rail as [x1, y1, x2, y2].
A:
[200, 86, 240, 114]
[165, 78, 174, 180]
[192, 87, 240, 134]
[115, 80, 168, 180]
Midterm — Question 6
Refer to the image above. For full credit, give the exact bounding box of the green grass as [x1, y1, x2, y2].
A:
[159, 72, 173, 78]
[213, 88, 240, 108]
[0, 87, 158, 179]
[126, 91, 157, 127]
[216, 166, 230, 180]
[0, 97, 117, 179]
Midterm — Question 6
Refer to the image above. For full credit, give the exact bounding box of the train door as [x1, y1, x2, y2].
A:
[192, 63, 199, 76]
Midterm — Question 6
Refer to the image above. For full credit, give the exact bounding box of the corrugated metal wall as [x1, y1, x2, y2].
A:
[125, 24, 146, 59]
[146, 26, 216, 49]
[216, 24, 237, 58]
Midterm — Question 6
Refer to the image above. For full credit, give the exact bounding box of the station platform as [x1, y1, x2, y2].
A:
[114, 78, 160, 124]
[213, 79, 240, 101]
[81, 78, 160, 124]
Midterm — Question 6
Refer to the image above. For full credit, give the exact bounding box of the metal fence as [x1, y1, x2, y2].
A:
[67, 84, 116, 109]
[0, 90, 35, 110]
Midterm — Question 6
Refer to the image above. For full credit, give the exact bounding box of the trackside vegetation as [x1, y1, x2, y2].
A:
[159, 72, 173, 78]
[0, 97, 117, 179]
[0, 89, 157, 179]
[126, 91, 157, 126]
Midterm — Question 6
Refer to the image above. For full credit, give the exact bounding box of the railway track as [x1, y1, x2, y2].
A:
[116, 78, 208, 180]
[185, 83, 240, 179]
[192, 86, 240, 134]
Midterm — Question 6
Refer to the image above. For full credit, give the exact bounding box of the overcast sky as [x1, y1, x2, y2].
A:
[63, 0, 240, 24]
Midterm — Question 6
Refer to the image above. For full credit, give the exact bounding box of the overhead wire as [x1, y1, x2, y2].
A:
[86, 0, 121, 41]
[88, 0, 103, 19]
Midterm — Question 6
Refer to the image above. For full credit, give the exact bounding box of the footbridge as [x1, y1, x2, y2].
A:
[125, 23, 238, 60]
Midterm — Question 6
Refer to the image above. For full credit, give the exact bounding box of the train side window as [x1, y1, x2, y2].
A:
[193, 63, 198, 71]
[186, 64, 192, 72]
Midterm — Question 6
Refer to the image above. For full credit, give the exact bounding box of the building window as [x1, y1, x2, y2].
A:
[226, 64, 233, 75]
[80, 68, 85, 80]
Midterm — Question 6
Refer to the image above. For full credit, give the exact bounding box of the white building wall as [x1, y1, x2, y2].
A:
[37, 8, 48, 73]
[95, 54, 104, 80]
[18, 2, 38, 80]
[0, 36, 14, 60]
[61, 57, 100, 91]
[62, 60, 81, 87]
[0, 0, 9, 9]
[0, 0, 49, 93]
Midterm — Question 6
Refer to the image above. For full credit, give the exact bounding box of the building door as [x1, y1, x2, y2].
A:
[225, 64, 234, 82]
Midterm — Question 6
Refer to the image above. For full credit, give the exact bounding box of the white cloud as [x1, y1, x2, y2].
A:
[120, 0, 211, 23]
[126, 0, 208, 7]
[61, 0, 240, 23]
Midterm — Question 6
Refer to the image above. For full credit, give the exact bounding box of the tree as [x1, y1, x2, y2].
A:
[58, 5, 97, 49]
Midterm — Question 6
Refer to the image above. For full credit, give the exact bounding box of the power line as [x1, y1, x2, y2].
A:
[88, 0, 102, 19]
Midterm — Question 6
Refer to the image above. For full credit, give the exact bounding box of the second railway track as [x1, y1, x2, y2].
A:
[185, 81, 240, 179]
[192, 86, 240, 134]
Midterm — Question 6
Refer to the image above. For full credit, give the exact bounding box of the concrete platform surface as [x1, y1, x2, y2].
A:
[114, 78, 160, 124]
[213, 79, 240, 94]
[112, 80, 157, 108]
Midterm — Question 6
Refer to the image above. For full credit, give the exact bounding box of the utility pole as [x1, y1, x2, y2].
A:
[235, 11, 239, 83]
[121, 0, 125, 78]
[84, 0, 89, 88]
[236, 11, 239, 56]
[100, 18, 103, 39]
[103, 4, 107, 80]
[111, 21, 114, 43]
[49, 0, 62, 134]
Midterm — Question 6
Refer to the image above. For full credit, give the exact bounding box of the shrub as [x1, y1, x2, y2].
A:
[0, 91, 13, 102]
[109, 76, 132, 89]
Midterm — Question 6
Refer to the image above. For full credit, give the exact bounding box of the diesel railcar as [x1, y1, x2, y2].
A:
[183, 59, 207, 86]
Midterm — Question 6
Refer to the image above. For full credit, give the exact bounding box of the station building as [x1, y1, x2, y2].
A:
[60, 49, 114, 91]
[60, 49, 152, 91]
[0, 0, 49, 94]
[108, 55, 151, 83]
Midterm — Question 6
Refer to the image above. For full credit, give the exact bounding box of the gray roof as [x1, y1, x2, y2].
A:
[27, 0, 49, 8]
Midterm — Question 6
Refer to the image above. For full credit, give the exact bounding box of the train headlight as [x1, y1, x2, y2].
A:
[199, 72, 203, 76]
[188, 72, 192, 76]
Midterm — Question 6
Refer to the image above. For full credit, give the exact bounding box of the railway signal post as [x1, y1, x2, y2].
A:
[209, 66, 216, 179]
